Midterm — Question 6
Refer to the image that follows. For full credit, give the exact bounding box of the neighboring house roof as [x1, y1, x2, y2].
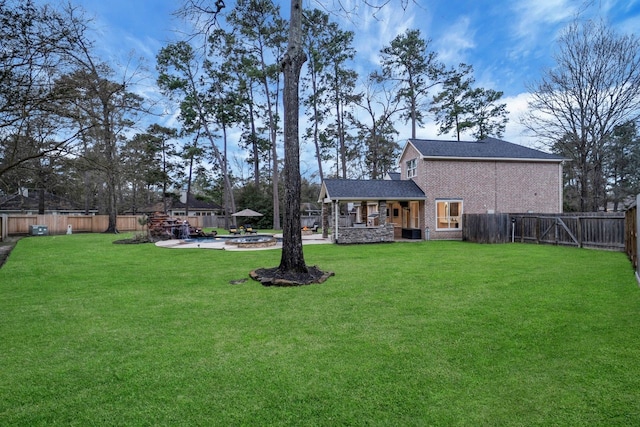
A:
[172, 194, 222, 210]
[404, 137, 565, 162]
[319, 178, 426, 202]
[385, 172, 401, 180]
[140, 194, 222, 214]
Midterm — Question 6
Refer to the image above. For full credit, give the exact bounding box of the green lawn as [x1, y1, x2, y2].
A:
[1, 234, 639, 425]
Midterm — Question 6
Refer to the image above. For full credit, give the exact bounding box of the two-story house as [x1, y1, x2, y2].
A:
[319, 137, 564, 242]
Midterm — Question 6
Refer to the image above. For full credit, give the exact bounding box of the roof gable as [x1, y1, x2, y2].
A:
[319, 178, 426, 202]
[406, 137, 564, 162]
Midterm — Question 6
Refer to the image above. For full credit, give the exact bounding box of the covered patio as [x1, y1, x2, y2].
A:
[318, 179, 427, 244]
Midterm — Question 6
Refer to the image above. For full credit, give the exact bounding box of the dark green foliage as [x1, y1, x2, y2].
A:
[373, 29, 444, 139]
[301, 9, 360, 180]
[604, 122, 640, 210]
[235, 183, 274, 228]
[431, 63, 508, 141]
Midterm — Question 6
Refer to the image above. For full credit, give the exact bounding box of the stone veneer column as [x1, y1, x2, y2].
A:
[379, 201, 387, 225]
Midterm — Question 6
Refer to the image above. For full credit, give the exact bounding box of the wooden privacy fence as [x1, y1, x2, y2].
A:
[462, 213, 512, 244]
[463, 212, 626, 251]
[626, 198, 638, 277]
[0, 214, 203, 238]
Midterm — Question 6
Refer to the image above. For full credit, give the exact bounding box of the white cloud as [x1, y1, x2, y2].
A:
[501, 92, 548, 150]
[511, 0, 577, 36]
[616, 13, 640, 35]
[507, 0, 577, 62]
[434, 15, 476, 66]
[348, 2, 422, 70]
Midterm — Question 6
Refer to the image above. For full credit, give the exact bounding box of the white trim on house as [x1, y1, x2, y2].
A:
[420, 156, 564, 163]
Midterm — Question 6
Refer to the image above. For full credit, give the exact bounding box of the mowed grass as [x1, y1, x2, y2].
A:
[1, 233, 639, 425]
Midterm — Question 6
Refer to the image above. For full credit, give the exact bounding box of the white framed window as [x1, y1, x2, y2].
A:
[406, 158, 417, 178]
[436, 200, 462, 230]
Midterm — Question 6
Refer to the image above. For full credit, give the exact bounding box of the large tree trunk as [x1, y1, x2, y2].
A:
[104, 120, 119, 233]
[38, 188, 45, 215]
[105, 172, 118, 233]
[222, 125, 234, 229]
[279, 0, 307, 273]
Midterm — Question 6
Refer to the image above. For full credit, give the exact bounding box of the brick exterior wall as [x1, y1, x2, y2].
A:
[399, 148, 562, 240]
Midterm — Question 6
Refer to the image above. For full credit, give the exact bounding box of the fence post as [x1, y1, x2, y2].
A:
[577, 216, 582, 248]
[0, 214, 6, 241]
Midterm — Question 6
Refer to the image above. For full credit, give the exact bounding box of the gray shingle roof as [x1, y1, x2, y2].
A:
[321, 178, 425, 201]
[409, 137, 564, 161]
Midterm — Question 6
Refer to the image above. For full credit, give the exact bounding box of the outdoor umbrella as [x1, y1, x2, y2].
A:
[232, 208, 263, 217]
[232, 208, 263, 226]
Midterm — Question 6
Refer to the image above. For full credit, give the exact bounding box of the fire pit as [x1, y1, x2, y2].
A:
[225, 235, 277, 248]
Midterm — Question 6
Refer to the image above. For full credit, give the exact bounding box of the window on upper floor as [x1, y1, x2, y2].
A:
[406, 158, 417, 178]
[436, 200, 463, 230]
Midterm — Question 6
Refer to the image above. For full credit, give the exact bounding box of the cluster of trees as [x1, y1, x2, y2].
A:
[0, 0, 149, 231]
[0, 0, 510, 232]
[3, 0, 639, 251]
[158, 0, 511, 228]
[524, 20, 640, 212]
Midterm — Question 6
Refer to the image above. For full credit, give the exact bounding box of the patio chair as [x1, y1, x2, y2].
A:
[303, 222, 319, 233]
[229, 226, 240, 235]
[245, 225, 257, 234]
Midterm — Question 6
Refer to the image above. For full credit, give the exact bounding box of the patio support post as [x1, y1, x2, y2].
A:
[379, 201, 387, 226]
[334, 200, 339, 242]
[321, 203, 329, 239]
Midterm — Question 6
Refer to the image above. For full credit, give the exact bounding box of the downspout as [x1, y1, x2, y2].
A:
[494, 161, 498, 212]
[559, 162, 564, 213]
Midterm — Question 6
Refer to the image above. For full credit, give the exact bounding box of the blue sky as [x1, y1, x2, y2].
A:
[47, 0, 640, 175]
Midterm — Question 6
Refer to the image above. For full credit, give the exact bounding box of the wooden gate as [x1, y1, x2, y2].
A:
[464, 213, 625, 250]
